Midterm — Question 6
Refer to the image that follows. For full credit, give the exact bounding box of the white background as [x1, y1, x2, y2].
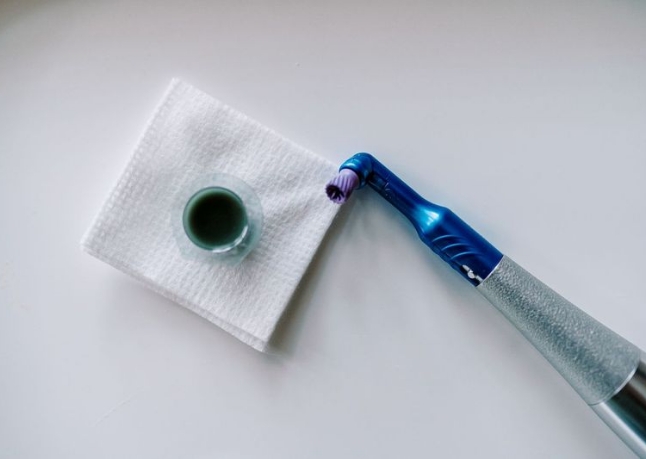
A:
[1, 1, 645, 457]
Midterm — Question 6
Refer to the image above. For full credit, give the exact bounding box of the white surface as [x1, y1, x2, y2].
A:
[81, 79, 339, 352]
[1, 1, 645, 457]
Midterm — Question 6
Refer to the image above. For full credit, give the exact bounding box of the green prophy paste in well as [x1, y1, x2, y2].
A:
[183, 187, 248, 250]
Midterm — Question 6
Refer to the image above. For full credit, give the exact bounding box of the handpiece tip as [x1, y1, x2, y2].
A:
[325, 169, 359, 204]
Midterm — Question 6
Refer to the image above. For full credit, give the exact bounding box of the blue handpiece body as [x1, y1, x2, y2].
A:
[340, 153, 503, 285]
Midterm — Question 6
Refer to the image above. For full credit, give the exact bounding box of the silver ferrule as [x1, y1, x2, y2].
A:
[478, 256, 645, 457]
[591, 355, 646, 457]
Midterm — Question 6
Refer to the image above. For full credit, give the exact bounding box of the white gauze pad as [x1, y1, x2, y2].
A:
[82, 79, 339, 351]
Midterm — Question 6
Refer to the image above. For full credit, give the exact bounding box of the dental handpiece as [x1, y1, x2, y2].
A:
[326, 153, 646, 457]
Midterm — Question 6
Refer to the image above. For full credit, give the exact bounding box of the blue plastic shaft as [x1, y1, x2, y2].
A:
[339, 153, 503, 285]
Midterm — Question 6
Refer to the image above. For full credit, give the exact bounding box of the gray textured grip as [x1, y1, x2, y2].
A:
[478, 256, 641, 405]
